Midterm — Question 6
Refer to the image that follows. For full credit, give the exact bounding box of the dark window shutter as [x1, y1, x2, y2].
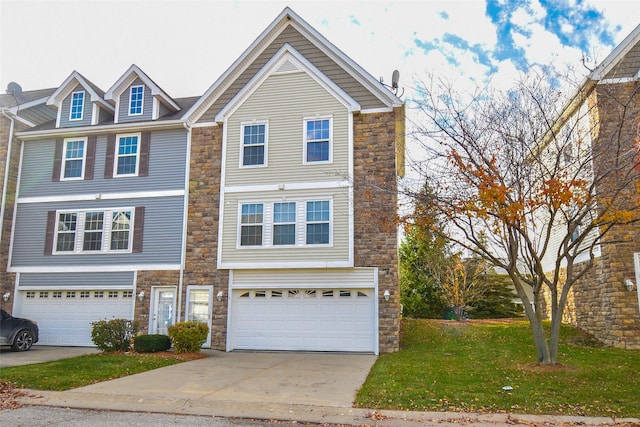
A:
[133, 206, 145, 253]
[52, 139, 63, 182]
[139, 132, 150, 177]
[44, 211, 56, 255]
[104, 134, 115, 178]
[85, 136, 96, 180]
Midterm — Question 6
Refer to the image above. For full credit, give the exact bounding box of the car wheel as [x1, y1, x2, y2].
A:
[12, 329, 34, 351]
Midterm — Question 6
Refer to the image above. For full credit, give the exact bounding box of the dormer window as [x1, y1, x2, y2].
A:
[129, 85, 144, 115]
[70, 91, 85, 121]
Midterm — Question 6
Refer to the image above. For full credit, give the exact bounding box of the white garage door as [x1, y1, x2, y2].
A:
[230, 288, 376, 353]
[19, 290, 133, 346]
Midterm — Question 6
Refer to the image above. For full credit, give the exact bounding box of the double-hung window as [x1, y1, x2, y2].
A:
[241, 122, 267, 167]
[273, 202, 296, 245]
[115, 133, 140, 176]
[129, 85, 144, 115]
[69, 91, 85, 121]
[304, 117, 331, 163]
[240, 203, 263, 246]
[306, 201, 330, 244]
[54, 208, 134, 254]
[62, 138, 86, 180]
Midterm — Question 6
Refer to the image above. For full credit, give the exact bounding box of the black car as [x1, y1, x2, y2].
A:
[0, 309, 39, 351]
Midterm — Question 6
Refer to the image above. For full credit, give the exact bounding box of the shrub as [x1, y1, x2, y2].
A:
[90, 318, 139, 352]
[168, 321, 208, 353]
[133, 334, 172, 353]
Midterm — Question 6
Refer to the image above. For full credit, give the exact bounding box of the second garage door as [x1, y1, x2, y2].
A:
[230, 288, 376, 353]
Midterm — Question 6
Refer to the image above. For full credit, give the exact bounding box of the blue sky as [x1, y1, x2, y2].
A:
[1, 1, 638, 98]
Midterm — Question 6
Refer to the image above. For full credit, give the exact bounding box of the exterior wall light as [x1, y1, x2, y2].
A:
[217, 291, 223, 301]
[383, 290, 390, 301]
[625, 279, 635, 292]
[2, 292, 10, 302]
[137, 291, 145, 302]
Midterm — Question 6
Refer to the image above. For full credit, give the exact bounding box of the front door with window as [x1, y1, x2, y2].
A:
[186, 286, 213, 347]
[151, 288, 176, 335]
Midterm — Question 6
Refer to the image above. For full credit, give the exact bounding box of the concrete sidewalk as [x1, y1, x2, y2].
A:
[8, 348, 639, 426]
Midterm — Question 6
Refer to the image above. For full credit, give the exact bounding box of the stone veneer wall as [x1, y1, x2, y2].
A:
[353, 108, 402, 353]
[183, 125, 228, 350]
[542, 82, 640, 349]
[135, 270, 181, 333]
[0, 116, 24, 313]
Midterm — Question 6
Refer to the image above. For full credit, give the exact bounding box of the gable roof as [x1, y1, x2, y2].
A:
[105, 64, 180, 111]
[46, 70, 114, 112]
[186, 7, 402, 123]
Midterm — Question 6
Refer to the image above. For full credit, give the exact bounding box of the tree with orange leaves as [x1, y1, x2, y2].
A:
[406, 69, 640, 364]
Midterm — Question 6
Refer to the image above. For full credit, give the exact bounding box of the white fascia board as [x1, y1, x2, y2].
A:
[223, 180, 350, 194]
[15, 119, 187, 140]
[8, 96, 49, 113]
[17, 189, 185, 204]
[591, 23, 640, 81]
[218, 260, 353, 269]
[214, 45, 360, 122]
[9, 264, 181, 273]
[105, 64, 180, 111]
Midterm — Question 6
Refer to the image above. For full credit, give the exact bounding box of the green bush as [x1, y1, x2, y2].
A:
[90, 318, 139, 352]
[133, 334, 171, 353]
[168, 321, 208, 353]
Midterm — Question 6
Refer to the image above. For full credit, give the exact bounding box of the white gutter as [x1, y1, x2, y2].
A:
[0, 111, 16, 245]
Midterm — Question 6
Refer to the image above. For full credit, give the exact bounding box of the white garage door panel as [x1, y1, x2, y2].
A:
[232, 289, 375, 352]
[19, 291, 133, 347]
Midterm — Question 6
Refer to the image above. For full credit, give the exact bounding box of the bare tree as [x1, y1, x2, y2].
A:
[406, 69, 640, 364]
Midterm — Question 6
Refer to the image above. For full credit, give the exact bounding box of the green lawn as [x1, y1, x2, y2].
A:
[0, 353, 187, 391]
[356, 319, 640, 418]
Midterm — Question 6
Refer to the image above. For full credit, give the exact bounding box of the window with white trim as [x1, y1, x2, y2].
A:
[54, 208, 134, 254]
[236, 199, 332, 248]
[240, 203, 263, 246]
[129, 85, 144, 115]
[306, 200, 330, 244]
[69, 91, 85, 121]
[273, 202, 296, 245]
[304, 117, 331, 163]
[241, 122, 267, 167]
[115, 133, 140, 176]
[62, 138, 86, 180]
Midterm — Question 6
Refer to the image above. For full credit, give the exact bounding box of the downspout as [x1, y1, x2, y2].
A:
[177, 120, 192, 322]
[0, 111, 16, 245]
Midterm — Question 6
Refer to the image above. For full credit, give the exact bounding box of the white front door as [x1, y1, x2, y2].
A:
[186, 286, 213, 347]
[151, 287, 176, 336]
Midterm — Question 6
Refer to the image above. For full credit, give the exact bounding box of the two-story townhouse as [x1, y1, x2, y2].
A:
[4, 66, 197, 346]
[2, 8, 403, 353]
[540, 24, 640, 348]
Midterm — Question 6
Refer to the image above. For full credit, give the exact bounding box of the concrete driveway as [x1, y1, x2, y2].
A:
[3, 346, 377, 412]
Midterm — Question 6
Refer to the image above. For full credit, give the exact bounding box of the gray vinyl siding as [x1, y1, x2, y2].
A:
[59, 84, 92, 128]
[225, 72, 349, 186]
[118, 79, 153, 123]
[198, 25, 385, 123]
[17, 105, 56, 126]
[18, 271, 134, 288]
[220, 187, 350, 265]
[97, 106, 114, 124]
[158, 101, 171, 119]
[19, 128, 188, 198]
[10, 196, 184, 267]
